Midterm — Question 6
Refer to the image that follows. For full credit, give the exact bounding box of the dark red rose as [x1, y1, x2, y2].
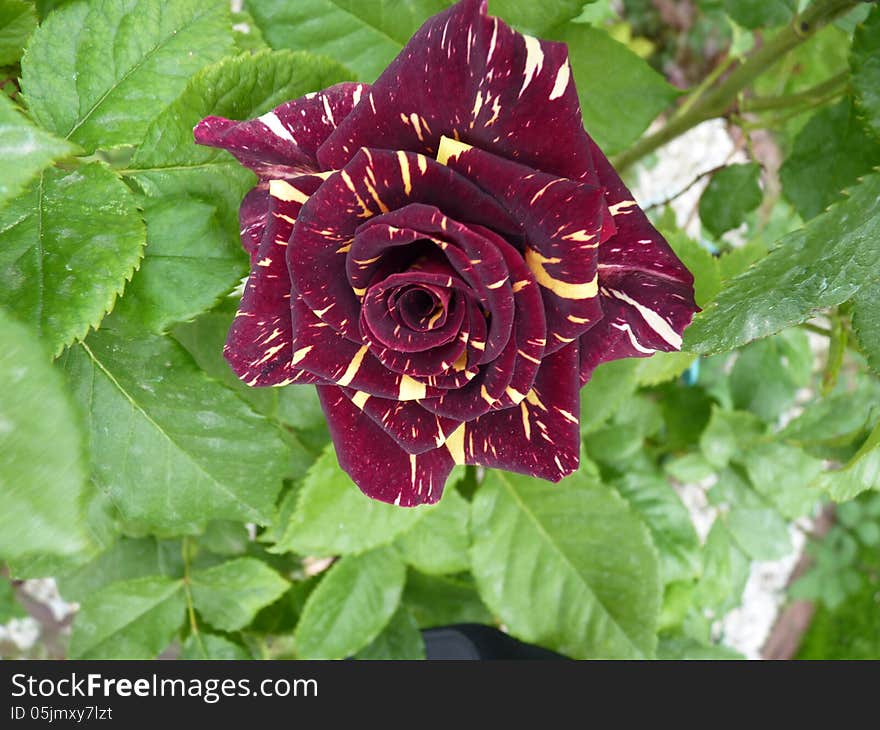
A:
[194, 0, 698, 506]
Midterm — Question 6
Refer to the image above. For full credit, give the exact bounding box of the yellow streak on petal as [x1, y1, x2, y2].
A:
[351, 391, 370, 409]
[567, 314, 590, 324]
[397, 151, 412, 195]
[291, 346, 313, 365]
[525, 248, 598, 300]
[436, 135, 474, 166]
[451, 351, 468, 371]
[445, 423, 466, 464]
[526, 389, 548, 411]
[269, 179, 310, 204]
[398, 374, 426, 400]
[336, 345, 369, 387]
[609, 199, 637, 216]
[506, 386, 526, 404]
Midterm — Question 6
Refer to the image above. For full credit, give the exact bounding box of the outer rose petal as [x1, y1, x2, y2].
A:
[339, 387, 460, 456]
[318, 385, 455, 506]
[576, 140, 699, 384]
[317, 0, 598, 185]
[441, 344, 581, 481]
[225, 175, 326, 387]
[194, 83, 369, 178]
[239, 186, 271, 260]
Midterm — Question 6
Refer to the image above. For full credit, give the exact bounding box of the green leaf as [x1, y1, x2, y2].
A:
[709, 469, 792, 561]
[729, 332, 811, 422]
[402, 570, 493, 628]
[851, 4, 880, 138]
[0, 163, 146, 355]
[190, 557, 289, 632]
[470, 469, 660, 659]
[635, 351, 698, 386]
[699, 163, 763, 238]
[0, 95, 78, 208]
[663, 224, 722, 308]
[395, 486, 469, 575]
[490, 0, 586, 32]
[244, 0, 449, 82]
[127, 49, 352, 253]
[726, 506, 792, 561]
[612, 472, 701, 584]
[780, 99, 880, 221]
[694, 519, 749, 613]
[0, 308, 89, 560]
[851, 280, 880, 373]
[548, 23, 679, 156]
[717, 238, 768, 281]
[181, 633, 252, 659]
[57, 537, 183, 603]
[112, 197, 245, 333]
[815, 421, 880, 501]
[721, 0, 794, 29]
[0, 0, 37, 66]
[294, 546, 406, 659]
[273, 444, 431, 556]
[665, 452, 714, 482]
[69, 575, 185, 659]
[685, 172, 880, 354]
[580, 358, 640, 435]
[60, 329, 288, 534]
[699, 407, 765, 469]
[779, 382, 880, 448]
[355, 606, 425, 660]
[744, 442, 823, 519]
[21, 0, 234, 151]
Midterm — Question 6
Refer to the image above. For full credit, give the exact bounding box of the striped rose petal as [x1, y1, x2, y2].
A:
[340, 387, 461, 455]
[224, 175, 326, 387]
[438, 137, 609, 352]
[317, 0, 598, 185]
[317, 385, 455, 506]
[195, 83, 369, 178]
[578, 140, 698, 384]
[442, 343, 581, 481]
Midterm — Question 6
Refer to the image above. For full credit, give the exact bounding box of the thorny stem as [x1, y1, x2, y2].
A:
[612, 0, 860, 173]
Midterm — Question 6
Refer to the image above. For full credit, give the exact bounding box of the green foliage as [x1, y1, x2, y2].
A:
[0, 308, 89, 560]
[780, 99, 880, 221]
[686, 172, 880, 355]
[851, 4, 880, 139]
[3, 0, 879, 663]
[471, 468, 661, 658]
[60, 330, 289, 534]
[21, 0, 235, 152]
[699, 163, 763, 238]
[0, 0, 36, 65]
[721, 0, 794, 29]
[69, 576, 186, 659]
[0, 91, 76, 208]
[190, 558, 289, 632]
[549, 23, 679, 156]
[0, 163, 146, 355]
[293, 547, 406, 659]
[273, 445, 432, 556]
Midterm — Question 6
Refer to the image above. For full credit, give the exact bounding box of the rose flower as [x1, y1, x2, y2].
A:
[194, 0, 698, 506]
